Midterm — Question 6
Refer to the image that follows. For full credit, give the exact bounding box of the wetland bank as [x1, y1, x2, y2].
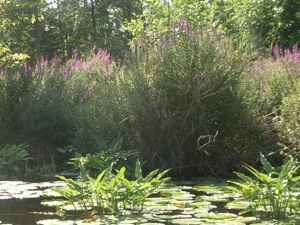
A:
[1, 0, 300, 224]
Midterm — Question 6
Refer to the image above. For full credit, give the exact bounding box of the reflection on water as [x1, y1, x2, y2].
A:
[0, 198, 60, 225]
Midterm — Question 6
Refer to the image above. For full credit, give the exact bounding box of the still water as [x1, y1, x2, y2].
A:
[0, 180, 299, 225]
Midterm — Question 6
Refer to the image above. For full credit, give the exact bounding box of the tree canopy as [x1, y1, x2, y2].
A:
[0, 0, 299, 61]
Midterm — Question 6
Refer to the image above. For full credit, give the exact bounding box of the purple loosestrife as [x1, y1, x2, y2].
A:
[292, 44, 298, 54]
[92, 44, 97, 52]
[193, 75, 198, 83]
[260, 83, 265, 95]
[177, 18, 190, 32]
[51, 53, 60, 66]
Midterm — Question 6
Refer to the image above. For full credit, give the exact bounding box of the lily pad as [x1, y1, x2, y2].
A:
[226, 200, 250, 210]
[201, 194, 230, 203]
[156, 214, 192, 219]
[36, 219, 75, 225]
[195, 212, 237, 219]
[171, 218, 205, 224]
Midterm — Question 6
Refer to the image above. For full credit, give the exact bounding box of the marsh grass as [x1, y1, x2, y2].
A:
[121, 21, 250, 176]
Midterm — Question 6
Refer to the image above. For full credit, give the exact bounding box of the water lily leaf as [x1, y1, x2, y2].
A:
[13, 190, 43, 199]
[156, 214, 192, 219]
[36, 219, 75, 225]
[137, 223, 165, 225]
[189, 201, 211, 207]
[193, 186, 223, 194]
[226, 200, 250, 209]
[75, 221, 104, 225]
[0, 194, 12, 200]
[171, 218, 205, 224]
[144, 204, 179, 211]
[172, 200, 194, 208]
[194, 212, 237, 219]
[201, 194, 229, 203]
[41, 199, 66, 207]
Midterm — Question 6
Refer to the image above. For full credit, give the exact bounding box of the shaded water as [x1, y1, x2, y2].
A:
[0, 198, 60, 225]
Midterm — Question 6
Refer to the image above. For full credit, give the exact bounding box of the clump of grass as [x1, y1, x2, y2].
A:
[121, 19, 250, 176]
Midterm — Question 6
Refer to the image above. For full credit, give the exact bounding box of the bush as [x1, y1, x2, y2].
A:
[273, 78, 300, 159]
[0, 65, 31, 138]
[122, 21, 251, 176]
[242, 44, 300, 159]
[64, 49, 130, 153]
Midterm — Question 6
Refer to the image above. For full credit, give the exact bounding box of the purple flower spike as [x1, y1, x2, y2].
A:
[260, 83, 265, 95]
[193, 75, 198, 83]
[274, 43, 281, 56]
[292, 44, 298, 53]
[92, 44, 97, 52]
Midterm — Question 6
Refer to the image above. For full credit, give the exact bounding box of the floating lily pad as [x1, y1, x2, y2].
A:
[171, 218, 205, 224]
[189, 201, 211, 207]
[12, 190, 43, 199]
[36, 219, 75, 225]
[195, 212, 237, 219]
[41, 199, 67, 207]
[136, 223, 165, 225]
[201, 194, 230, 203]
[171, 200, 194, 208]
[226, 200, 250, 210]
[0, 195, 12, 200]
[75, 221, 104, 225]
[193, 186, 223, 194]
[144, 204, 179, 211]
[156, 214, 192, 219]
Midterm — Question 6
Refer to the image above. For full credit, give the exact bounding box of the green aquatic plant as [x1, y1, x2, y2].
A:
[68, 138, 138, 178]
[228, 152, 300, 220]
[53, 159, 170, 215]
[0, 144, 31, 180]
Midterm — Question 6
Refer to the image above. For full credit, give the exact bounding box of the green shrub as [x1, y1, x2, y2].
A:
[0, 144, 31, 180]
[273, 77, 300, 160]
[68, 138, 139, 178]
[122, 22, 251, 176]
[241, 44, 300, 158]
[0, 68, 31, 137]
[63, 49, 130, 153]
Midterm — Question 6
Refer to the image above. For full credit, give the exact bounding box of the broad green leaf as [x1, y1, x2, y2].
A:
[260, 153, 274, 174]
[143, 169, 159, 182]
[279, 159, 294, 179]
[244, 164, 270, 183]
[234, 171, 253, 182]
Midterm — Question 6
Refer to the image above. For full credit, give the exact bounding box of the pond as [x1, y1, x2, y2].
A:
[0, 179, 299, 225]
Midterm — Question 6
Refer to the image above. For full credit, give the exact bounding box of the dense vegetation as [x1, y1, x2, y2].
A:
[0, 0, 299, 180]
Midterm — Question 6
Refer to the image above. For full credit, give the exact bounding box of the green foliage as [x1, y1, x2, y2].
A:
[122, 24, 250, 176]
[0, 144, 31, 180]
[68, 138, 139, 178]
[273, 78, 300, 159]
[53, 159, 170, 215]
[126, 0, 300, 52]
[0, 66, 31, 136]
[240, 44, 300, 157]
[0, 0, 141, 61]
[228, 153, 300, 220]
